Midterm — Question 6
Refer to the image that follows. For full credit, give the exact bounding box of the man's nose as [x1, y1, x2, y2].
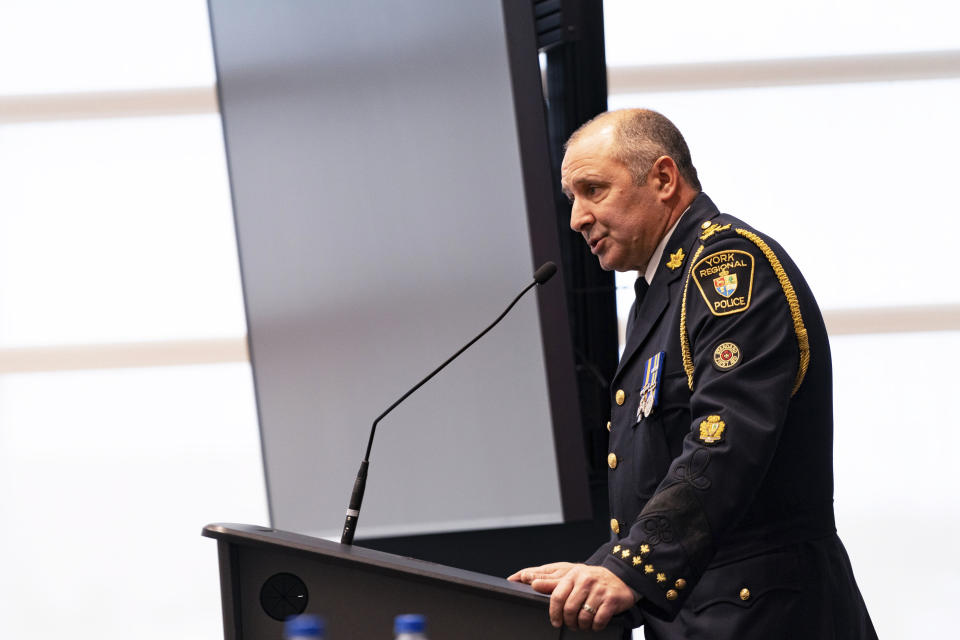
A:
[569, 200, 592, 233]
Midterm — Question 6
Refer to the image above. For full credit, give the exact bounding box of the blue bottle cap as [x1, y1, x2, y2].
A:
[285, 614, 325, 637]
[394, 613, 426, 633]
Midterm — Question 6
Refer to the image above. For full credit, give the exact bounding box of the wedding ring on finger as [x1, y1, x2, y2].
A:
[581, 603, 597, 615]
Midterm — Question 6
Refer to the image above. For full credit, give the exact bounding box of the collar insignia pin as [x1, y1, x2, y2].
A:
[666, 248, 685, 270]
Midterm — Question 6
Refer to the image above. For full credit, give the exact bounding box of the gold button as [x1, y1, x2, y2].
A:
[701, 220, 712, 229]
[607, 453, 618, 469]
[666, 589, 678, 601]
[615, 389, 625, 405]
[606, 420, 611, 432]
[739, 588, 751, 601]
[610, 518, 620, 534]
[675, 578, 687, 590]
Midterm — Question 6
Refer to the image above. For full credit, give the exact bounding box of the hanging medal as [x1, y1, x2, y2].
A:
[636, 351, 665, 422]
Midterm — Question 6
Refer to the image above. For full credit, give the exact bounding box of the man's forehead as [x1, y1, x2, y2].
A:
[567, 123, 616, 155]
[564, 124, 616, 161]
[561, 127, 619, 184]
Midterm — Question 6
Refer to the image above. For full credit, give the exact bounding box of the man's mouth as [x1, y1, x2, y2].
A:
[588, 236, 605, 254]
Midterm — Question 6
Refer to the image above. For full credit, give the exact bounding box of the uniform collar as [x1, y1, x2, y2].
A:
[644, 208, 687, 284]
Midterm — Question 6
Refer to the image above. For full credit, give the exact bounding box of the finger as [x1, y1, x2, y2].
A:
[530, 577, 559, 594]
[533, 562, 573, 578]
[592, 600, 615, 631]
[509, 563, 568, 584]
[548, 576, 574, 628]
[507, 567, 541, 584]
[577, 599, 601, 631]
[562, 577, 591, 629]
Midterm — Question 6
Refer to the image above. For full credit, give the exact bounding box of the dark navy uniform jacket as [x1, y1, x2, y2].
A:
[585, 193, 876, 640]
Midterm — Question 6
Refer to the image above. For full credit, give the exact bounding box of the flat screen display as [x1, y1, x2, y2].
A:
[208, 0, 579, 538]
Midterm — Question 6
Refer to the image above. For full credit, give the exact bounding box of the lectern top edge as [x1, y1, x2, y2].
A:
[202, 523, 549, 606]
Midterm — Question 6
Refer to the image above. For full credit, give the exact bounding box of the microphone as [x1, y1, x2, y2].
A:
[533, 261, 557, 284]
[339, 261, 558, 545]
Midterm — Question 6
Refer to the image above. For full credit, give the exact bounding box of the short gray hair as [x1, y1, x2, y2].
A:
[567, 109, 702, 191]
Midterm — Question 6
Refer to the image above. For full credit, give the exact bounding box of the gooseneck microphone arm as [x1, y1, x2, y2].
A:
[339, 261, 557, 545]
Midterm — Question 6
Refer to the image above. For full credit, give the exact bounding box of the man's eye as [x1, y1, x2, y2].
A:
[587, 185, 601, 196]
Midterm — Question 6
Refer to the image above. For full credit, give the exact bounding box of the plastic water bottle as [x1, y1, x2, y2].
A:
[284, 614, 325, 640]
[394, 613, 428, 639]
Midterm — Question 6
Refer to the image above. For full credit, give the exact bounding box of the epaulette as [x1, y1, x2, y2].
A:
[697, 221, 734, 245]
[679, 222, 810, 397]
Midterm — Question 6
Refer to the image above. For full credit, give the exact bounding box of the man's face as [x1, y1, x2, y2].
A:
[561, 126, 669, 273]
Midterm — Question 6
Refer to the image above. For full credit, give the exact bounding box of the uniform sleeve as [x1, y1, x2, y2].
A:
[598, 232, 803, 620]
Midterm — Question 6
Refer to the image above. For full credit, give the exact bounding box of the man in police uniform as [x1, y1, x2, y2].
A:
[509, 110, 876, 639]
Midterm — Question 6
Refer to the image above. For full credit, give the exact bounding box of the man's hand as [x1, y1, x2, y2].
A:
[508, 562, 636, 631]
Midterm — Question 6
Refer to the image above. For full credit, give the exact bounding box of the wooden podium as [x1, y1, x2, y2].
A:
[203, 523, 625, 639]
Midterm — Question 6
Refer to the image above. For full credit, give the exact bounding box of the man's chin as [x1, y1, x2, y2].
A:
[597, 252, 645, 274]
[595, 253, 616, 271]
[597, 256, 628, 272]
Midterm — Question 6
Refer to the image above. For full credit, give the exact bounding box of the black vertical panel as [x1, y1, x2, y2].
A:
[501, 0, 592, 523]
[540, 0, 618, 522]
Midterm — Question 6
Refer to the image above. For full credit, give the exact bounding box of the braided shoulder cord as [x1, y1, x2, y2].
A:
[680, 244, 705, 390]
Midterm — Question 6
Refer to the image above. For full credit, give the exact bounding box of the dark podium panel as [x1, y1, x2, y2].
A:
[204, 524, 625, 639]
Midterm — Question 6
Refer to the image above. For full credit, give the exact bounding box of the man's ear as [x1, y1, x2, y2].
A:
[649, 155, 680, 200]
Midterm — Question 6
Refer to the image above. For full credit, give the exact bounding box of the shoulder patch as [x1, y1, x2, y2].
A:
[691, 250, 755, 316]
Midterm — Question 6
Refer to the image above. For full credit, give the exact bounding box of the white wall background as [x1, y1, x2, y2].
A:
[0, 1, 956, 638]
[0, 3, 266, 639]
